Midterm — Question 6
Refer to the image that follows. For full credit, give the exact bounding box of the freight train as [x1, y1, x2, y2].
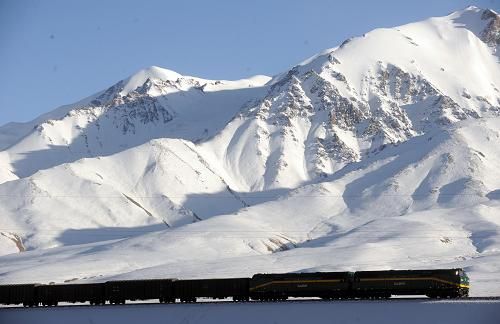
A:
[0, 268, 469, 307]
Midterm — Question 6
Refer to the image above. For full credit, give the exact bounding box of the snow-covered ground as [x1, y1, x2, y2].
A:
[1, 300, 500, 324]
[0, 5, 499, 299]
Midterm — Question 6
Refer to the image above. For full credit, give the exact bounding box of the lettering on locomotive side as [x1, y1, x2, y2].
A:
[297, 284, 308, 288]
[393, 281, 406, 286]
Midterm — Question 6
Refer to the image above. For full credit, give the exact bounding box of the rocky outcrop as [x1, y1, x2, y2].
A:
[481, 9, 500, 48]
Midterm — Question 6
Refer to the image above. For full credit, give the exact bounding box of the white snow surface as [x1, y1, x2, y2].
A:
[1, 300, 499, 324]
[0, 6, 499, 297]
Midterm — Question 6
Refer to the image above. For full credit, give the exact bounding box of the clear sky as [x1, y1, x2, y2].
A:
[0, 0, 497, 126]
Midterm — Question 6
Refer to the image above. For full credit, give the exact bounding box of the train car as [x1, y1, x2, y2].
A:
[0, 268, 471, 307]
[0, 284, 38, 307]
[250, 272, 352, 300]
[105, 279, 175, 304]
[173, 278, 249, 302]
[353, 268, 469, 298]
[37, 283, 105, 306]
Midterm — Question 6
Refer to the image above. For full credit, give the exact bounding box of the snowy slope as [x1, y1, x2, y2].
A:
[0, 6, 499, 296]
[0, 67, 270, 182]
[0, 138, 252, 251]
[2, 300, 500, 324]
[199, 6, 500, 191]
[2, 117, 500, 295]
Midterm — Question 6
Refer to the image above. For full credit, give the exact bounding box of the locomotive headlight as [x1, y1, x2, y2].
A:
[456, 271, 459, 275]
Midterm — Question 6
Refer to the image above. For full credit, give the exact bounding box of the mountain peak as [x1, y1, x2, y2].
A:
[120, 66, 185, 96]
[456, 5, 496, 15]
[463, 5, 482, 12]
[449, 6, 499, 49]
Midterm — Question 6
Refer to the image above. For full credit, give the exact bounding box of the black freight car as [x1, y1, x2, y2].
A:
[105, 279, 175, 304]
[173, 278, 249, 302]
[353, 269, 469, 298]
[38, 283, 105, 306]
[0, 284, 38, 307]
[250, 272, 352, 300]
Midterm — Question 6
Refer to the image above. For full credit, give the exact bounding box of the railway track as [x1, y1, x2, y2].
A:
[2, 296, 499, 310]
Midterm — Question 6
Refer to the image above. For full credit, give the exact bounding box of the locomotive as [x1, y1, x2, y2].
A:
[0, 268, 469, 307]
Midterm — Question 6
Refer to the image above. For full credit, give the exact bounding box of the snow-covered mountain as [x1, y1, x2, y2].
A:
[0, 6, 499, 296]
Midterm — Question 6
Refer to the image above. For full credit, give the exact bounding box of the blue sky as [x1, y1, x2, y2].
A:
[0, 0, 497, 126]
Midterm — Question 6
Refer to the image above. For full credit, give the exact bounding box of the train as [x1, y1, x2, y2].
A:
[0, 268, 469, 307]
